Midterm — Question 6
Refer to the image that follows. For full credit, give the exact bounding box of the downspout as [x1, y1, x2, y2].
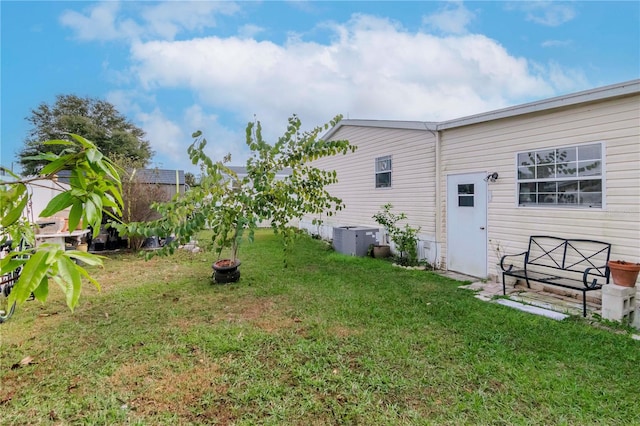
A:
[435, 128, 441, 260]
[424, 123, 442, 269]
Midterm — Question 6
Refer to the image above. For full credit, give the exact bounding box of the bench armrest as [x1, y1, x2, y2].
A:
[500, 251, 527, 273]
[583, 266, 608, 289]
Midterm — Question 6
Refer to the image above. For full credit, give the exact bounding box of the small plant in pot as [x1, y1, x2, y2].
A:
[372, 204, 420, 266]
[607, 260, 640, 287]
[211, 221, 245, 284]
[115, 114, 356, 284]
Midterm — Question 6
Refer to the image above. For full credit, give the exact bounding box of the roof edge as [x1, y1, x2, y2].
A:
[322, 119, 436, 140]
[437, 79, 640, 130]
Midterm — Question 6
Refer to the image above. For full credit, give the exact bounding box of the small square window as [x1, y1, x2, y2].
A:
[458, 184, 474, 206]
[375, 156, 392, 188]
[459, 196, 474, 207]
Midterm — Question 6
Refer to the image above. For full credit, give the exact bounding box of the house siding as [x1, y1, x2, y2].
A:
[439, 94, 640, 279]
[301, 124, 439, 262]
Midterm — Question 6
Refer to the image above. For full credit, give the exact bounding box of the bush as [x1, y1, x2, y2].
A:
[372, 203, 420, 266]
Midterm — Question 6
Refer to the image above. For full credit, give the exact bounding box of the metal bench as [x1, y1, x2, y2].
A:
[500, 236, 611, 317]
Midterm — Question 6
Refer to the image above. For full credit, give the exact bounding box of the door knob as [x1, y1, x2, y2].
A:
[480, 227, 485, 230]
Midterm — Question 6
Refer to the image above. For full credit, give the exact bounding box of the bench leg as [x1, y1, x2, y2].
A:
[582, 292, 587, 317]
[502, 273, 506, 295]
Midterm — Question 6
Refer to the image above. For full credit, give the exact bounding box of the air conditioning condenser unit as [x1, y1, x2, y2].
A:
[332, 226, 379, 257]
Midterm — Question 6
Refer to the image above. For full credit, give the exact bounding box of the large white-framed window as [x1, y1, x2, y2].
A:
[517, 142, 603, 208]
[375, 155, 392, 188]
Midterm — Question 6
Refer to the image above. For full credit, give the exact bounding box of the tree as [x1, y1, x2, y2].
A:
[116, 114, 356, 271]
[1, 135, 123, 318]
[184, 172, 197, 187]
[18, 94, 153, 175]
[111, 155, 171, 250]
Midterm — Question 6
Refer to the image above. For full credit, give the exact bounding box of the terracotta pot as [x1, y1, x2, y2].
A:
[607, 260, 640, 287]
[372, 245, 391, 258]
[213, 259, 241, 271]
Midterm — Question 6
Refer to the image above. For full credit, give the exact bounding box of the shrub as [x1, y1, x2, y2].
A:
[372, 203, 421, 266]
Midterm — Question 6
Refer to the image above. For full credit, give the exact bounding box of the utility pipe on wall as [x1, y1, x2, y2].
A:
[434, 129, 442, 268]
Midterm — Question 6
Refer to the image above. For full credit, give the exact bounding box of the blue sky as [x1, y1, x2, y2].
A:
[2, 1, 639, 174]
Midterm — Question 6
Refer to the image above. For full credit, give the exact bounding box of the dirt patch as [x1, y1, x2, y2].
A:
[108, 357, 233, 422]
[328, 325, 361, 338]
[170, 296, 298, 334]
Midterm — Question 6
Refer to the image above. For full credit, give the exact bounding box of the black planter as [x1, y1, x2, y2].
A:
[212, 260, 241, 284]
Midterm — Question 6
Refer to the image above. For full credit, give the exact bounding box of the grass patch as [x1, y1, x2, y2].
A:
[1, 230, 639, 424]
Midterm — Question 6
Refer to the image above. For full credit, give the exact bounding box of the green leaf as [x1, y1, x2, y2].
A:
[0, 255, 28, 276]
[65, 251, 104, 267]
[22, 152, 59, 162]
[40, 191, 74, 217]
[8, 250, 50, 306]
[70, 188, 88, 197]
[84, 197, 100, 238]
[68, 200, 83, 231]
[1, 190, 28, 227]
[32, 276, 49, 303]
[71, 168, 87, 191]
[76, 264, 101, 291]
[40, 156, 71, 176]
[101, 193, 118, 208]
[85, 148, 103, 164]
[102, 160, 121, 182]
[57, 256, 82, 310]
[43, 139, 75, 146]
[68, 133, 95, 149]
[0, 167, 20, 180]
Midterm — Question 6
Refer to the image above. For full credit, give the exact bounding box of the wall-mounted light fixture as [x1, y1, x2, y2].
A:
[484, 172, 499, 182]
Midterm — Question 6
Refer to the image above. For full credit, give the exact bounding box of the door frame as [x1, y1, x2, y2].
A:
[446, 171, 488, 278]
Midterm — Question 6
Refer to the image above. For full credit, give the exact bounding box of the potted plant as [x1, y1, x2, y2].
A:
[372, 243, 391, 259]
[372, 204, 420, 265]
[607, 260, 640, 287]
[115, 114, 356, 284]
[210, 214, 248, 284]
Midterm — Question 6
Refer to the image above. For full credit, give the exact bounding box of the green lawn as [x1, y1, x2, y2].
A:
[1, 230, 638, 425]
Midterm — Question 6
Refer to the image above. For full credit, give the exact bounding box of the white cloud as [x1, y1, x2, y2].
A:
[66, 9, 581, 171]
[129, 13, 553, 128]
[136, 109, 184, 162]
[59, 2, 138, 42]
[140, 1, 240, 40]
[105, 90, 250, 171]
[509, 2, 577, 27]
[546, 62, 589, 92]
[183, 105, 247, 165]
[238, 24, 265, 39]
[60, 1, 240, 42]
[541, 39, 572, 48]
[422, 2, 475, 35]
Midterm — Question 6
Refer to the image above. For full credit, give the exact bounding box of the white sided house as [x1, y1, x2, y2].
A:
[300, 79, 640, 282]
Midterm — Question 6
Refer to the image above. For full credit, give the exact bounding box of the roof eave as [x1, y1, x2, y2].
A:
[437, 79, 640, 131]
[322, 119, 437, 140]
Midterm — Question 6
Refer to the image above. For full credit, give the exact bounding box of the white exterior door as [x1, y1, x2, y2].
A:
[446, 172, 487, 278]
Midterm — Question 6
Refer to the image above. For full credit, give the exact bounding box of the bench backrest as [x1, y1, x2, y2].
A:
[526, 236, 611, 278]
